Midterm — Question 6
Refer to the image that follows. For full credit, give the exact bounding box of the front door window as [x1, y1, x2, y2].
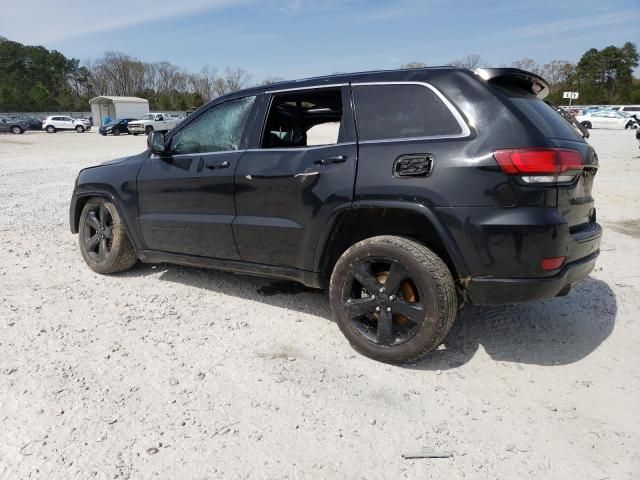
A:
[170, 96, 256, 155]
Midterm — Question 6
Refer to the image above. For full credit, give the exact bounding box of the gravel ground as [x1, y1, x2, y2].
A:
[0, 128, 639, 479]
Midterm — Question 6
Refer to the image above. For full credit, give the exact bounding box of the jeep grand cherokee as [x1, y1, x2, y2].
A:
[69, 67, 601, 363]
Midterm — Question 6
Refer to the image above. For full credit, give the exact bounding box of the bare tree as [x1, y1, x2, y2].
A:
[261, 76, 286, 86]
[510, 57, 542, 75]
[448, 54, 486, 69]
[540, 60, 575, 92]
[214, 67, 252, 96]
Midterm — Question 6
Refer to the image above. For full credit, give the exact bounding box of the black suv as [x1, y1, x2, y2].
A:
[70, 67, 601, 363]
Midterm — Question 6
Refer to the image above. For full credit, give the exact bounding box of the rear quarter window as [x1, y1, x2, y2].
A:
[507, 94, 582, 141]
[352, 84, 464, 141]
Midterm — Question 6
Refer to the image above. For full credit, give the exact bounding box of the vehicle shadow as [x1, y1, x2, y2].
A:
[415, 276, 616, 370]
[121, 264, 615, 369]
[119, 262, 332, 319]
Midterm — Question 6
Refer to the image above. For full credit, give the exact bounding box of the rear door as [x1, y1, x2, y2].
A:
[136, 96, 258, 259]
[233, 86, 357, 270]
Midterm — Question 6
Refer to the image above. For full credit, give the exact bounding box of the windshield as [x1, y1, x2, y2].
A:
[141, 114, 155, 120]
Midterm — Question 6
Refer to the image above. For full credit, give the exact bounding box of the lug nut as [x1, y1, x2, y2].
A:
[379, 287, 384, 293]
[389, 295, 395, 301]
[375, 306, 381, 312]
[371, 295, 376, 300]
[386, 307, 392, 312]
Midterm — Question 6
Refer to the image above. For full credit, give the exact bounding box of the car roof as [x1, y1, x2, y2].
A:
[215, 66, 468, 100]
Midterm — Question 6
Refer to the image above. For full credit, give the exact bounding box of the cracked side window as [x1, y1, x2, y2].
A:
[170, 96, 256, 155]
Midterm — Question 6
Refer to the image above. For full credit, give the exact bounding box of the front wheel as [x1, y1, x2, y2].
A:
[78, 198, 138, 274]
[581, 121, 592, 129]
[329, 235, 457, 364]
[11, 126, 23, 134]
[76, 125, 85, 133]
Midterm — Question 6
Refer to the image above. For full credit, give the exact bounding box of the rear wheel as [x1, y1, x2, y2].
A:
[76, 125, 85, 133]
[11, 126, 23, 134]
[46, 125, 56, 133]
[78, 197, 137, 274]
[581, 121, 592, 129]
[145, 126, 153, 135]
[329, 235, 457, 364]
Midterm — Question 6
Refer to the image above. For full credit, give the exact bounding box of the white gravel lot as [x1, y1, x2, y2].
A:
[0, 128, 639, 479]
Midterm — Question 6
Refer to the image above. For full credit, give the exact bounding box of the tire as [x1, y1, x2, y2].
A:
[329, 235, 457, 364]
[581, 121, 591, 129]
[11, 126, 23, 134]
[76, 125, 85, 133]
[78, 197, 138, 274]
[46, 125, 56, 133]
[145, 126, 153, 135]
[132, 133, 139, 136]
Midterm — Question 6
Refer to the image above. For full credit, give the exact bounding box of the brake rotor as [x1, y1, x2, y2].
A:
[376, 271, 417, 327]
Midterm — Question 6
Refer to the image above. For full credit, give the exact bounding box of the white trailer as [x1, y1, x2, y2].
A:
[89, 96, 150, 127]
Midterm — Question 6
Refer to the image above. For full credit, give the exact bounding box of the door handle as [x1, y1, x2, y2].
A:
[206, 160, 230, 170]
[294, 171, 320, 178]
[313, 155, 347, 165]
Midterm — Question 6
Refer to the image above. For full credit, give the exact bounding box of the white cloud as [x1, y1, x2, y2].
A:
[0, 0, 252, 44]
[507, 11, 640, 39]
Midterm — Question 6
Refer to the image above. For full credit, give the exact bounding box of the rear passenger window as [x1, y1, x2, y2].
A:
[261, 89, 343, 148]
[352, 84, 463, 141]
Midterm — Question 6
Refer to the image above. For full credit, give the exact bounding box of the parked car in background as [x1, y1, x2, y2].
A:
[70, 67, 602, 364]
[99, 118, 137, 136]
[127, 113, 181, 135]
[575, 111, 639, 130]
[611, 105, 640, 120]
[581, 106, 607, 115]
[0, 115, 29, 134]
[548, 102, 588, 138]
[42, 116, 91, 133]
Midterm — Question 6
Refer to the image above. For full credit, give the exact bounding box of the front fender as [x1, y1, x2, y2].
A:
[69, 152, 147, 250]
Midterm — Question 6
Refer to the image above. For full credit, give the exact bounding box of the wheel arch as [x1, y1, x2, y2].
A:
[70, 190, 143, 252]
[315, 201, 469, 286]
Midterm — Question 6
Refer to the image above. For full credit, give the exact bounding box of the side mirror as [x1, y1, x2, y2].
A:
[148, 131, 168, 155]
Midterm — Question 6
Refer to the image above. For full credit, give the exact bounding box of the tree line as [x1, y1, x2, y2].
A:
[404, 43, 640, 105]
[0, 35, 638, 113]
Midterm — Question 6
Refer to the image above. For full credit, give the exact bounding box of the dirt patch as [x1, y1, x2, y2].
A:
[607, 219, 640, 239]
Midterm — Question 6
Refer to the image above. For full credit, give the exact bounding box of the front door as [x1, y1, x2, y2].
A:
[233, 86, 357, 270]
[55, 116, 74, 130]
[136, 95, 257, 259]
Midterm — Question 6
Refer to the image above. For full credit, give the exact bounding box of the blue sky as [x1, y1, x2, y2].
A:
[1, 0, 638, 80]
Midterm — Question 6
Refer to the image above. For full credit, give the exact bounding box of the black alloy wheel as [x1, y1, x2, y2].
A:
[329, 236, 457, 364]
[78, 198, 137, 274]
[82, 203, 114, 261]
[344, 258, 425, 347]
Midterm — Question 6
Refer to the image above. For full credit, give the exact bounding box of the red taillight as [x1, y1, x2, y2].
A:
[493, 148, 583, 182]
[541, 256, 565, 271]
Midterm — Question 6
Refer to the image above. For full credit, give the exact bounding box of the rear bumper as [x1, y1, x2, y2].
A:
[466, 249, 599, 304]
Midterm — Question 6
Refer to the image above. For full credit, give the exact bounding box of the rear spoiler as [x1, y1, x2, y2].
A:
[474, 68, 550, 99]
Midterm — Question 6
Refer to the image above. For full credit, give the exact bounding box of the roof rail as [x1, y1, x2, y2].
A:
[474, 68, 550, 99]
